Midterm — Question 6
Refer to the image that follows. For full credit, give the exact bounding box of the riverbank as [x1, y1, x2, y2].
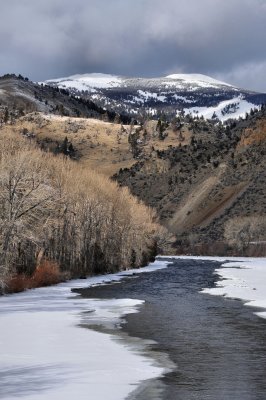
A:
[1, 256, 266, 400]
[166, 256, 266, 319]
[0, 260, 169, 400]
[77, 256, 266, 400]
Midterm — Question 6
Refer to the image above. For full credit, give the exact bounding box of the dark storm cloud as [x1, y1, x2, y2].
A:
[0, 0, 265, 91]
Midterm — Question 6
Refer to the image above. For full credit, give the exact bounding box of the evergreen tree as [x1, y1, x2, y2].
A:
[3, 108, 9, 123]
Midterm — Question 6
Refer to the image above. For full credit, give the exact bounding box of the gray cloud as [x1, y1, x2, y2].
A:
[0, 0, 265, 91]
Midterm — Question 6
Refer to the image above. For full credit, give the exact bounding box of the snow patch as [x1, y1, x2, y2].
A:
[173, 94, 194, 103]
[166, 73, 233, 88]
[183, 96, 258, 122]
[137, 90, 167, 102]
[167, 256, 266, 319]
[202, 258, 266, 319]
[45, 73, 123, 91]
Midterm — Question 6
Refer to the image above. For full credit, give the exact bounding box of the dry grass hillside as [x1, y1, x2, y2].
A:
[1, 112, 191, 176]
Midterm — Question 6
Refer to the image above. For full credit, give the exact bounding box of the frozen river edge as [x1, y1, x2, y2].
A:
[0, 260, 170, 400]
[171, 256, 266, 319]
[1, 256, 266, 400]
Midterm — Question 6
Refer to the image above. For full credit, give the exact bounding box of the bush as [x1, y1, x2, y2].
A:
[6, 275, 29, 294]
[6, 261, 61, 293]
[31, 261, 61, 287]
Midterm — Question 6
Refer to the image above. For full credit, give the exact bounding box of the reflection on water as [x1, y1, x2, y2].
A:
[78, 258, 266, 400]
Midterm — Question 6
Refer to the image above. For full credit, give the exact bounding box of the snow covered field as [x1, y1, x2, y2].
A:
[170, 256, 266, 319]
[0, 261, 169, 400]
[184, 96, 258, 122]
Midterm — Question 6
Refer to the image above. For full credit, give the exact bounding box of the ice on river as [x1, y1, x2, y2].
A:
[170, 256, 266, 319]
[0, 260, 168, 400]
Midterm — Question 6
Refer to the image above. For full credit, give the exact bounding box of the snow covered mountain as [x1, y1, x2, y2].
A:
[44, 73, 266, 121]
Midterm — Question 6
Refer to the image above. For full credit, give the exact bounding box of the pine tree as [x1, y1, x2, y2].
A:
[3, 108, 9, 123]
[61, 137, 69, 155]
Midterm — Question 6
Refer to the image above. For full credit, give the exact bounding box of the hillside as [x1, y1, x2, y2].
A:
[0, 74, 131, 123]
[0, 120, 174, 293]
[44, 72, 266, 121]
[2, 113, 135, 176]
[0, 111, 193, 177]
[1, 77, 265, 256]
[114, 106, 266, 253]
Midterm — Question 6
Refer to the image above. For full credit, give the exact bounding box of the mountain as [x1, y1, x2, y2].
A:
[44, 73, 266, 121]
[0, 74, 130, 123]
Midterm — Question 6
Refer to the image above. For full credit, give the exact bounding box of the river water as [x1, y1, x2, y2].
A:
[77, 258, 266, 400]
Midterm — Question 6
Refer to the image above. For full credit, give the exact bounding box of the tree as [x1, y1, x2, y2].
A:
[114, 113, 121, 124]
[0, 131, 167, 291]
[224, 216, 266, 252]
[0, 148, 59, 288]
[61, 137, 69, 155]
[3, 108, 9, 124]
[128, 130, 141, 158]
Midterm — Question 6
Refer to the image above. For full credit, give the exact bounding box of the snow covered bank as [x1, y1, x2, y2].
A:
[167, 256, 266, 319]
[0, 260, 169, 400]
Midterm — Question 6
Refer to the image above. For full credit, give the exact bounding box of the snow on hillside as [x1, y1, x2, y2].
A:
[45, 73, 123, 91]
[45, 72, 233, 92]
[184, 96, 258, 122]
[165, 73, 234, 88]
[137, 90, 167, 102]
[42, 72, 263, 121]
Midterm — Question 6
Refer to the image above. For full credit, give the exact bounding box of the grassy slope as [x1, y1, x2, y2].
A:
[3, 113, 191, 176]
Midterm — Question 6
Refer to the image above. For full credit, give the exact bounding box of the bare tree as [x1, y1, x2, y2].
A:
[0, 131, 169, 291]
[224, 216, 266, 252]
[0, 149, 60, 286]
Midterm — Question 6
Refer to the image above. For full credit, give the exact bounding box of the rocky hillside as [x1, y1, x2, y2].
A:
[114, 106, 266, 252]
[44, 73, 266, 121]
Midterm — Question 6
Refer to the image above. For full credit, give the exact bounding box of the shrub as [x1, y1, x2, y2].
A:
[6, 261, 61, 293]
[31, 261, 61, 287]
[6, 275, 29, 293]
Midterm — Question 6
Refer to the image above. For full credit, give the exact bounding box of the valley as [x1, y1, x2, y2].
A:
[0, 71, 265, 295]
[1, 1, 266, 399]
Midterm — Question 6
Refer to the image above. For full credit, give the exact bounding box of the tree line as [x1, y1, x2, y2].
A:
[0, 131, 172, 293]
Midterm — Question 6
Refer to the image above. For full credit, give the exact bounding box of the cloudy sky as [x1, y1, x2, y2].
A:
[1, 0, 266, 91]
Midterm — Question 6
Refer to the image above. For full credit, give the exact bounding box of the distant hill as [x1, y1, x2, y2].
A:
[44, 72, 266, 121]
[0, 74, 131, 124]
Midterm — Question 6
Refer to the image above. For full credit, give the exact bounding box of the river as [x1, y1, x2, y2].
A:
[77, 257, 266, 400]
[1, 257, 266, 400]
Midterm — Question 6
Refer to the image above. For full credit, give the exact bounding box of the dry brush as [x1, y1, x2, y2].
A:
[0, 133, 171, 292]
